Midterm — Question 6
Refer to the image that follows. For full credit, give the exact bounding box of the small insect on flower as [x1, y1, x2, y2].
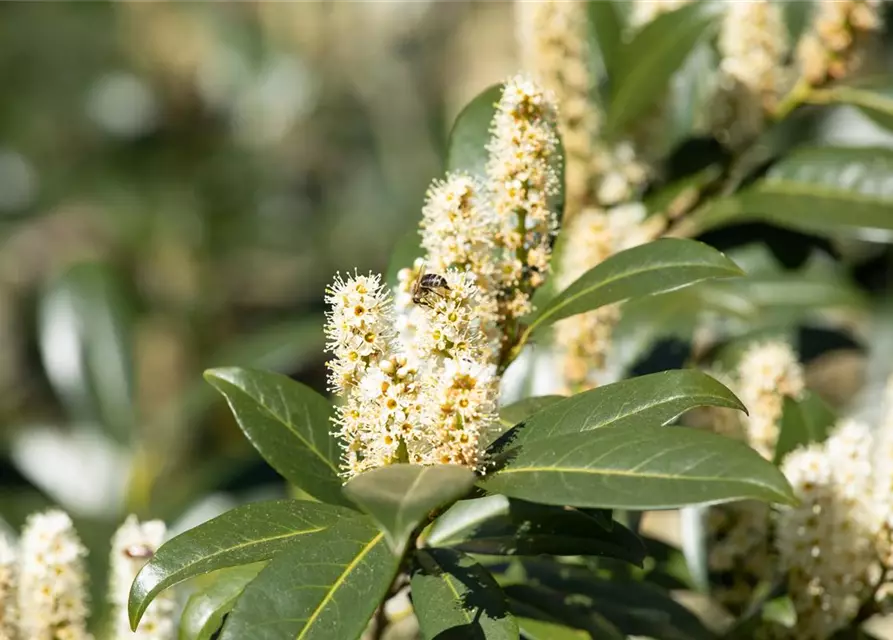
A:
[411, 261, 451, 308]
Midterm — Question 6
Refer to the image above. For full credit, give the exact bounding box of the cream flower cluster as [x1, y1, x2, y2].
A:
[515, 0, 597, 221]
[710, 0, 791, 148]
[486, 75, 560, 315]
[17, 510, 91, 640]
[0, 536, 15, 640]
[777, 420, 882, 639]
[514, 0, 649, 214]
[0, 511, 175, 640]
[326, 271, 498, 477]
[397, 75, 562, 371]
[416, 175, 501, 359]
[736, 341, 806, 460]
[109, 516, 173, 640]
[797, 0, 883, 86]
[553, 204, 661, 391]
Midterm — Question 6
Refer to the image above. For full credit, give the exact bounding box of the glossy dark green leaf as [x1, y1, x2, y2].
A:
[498, 396, 566, 429]
[518, 618, 589, 640]
[179, 564, 264, 640]
[446, 83, 503, 179]
[204, 367, 349, 508]
[342, 464, 476, 554]
[480, 426, 796, 510]
[219, 518, 398, 640]
[773, 392, 835, 465]
[425, 495, 645, 565]
[412, 548, 518, 640]
[504, 584, 624, 639]
[729, 147, 893, 231]
[492, 370, 745, 452]
[607, 1, 721, 134]
[587, 0, 625, 80]
[521, 561, 714, 640]
[129, 500, 356, 628]
[38, 261, 135, 444]
[524, 238, 743, 334]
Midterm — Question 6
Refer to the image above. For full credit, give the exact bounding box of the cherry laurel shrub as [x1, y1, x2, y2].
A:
[128, 1, 893, 639]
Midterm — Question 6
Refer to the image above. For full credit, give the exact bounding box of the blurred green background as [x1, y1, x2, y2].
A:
[0, 0, 523, 609]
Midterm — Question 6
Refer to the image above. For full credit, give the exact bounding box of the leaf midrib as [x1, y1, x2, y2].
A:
[295, 531, 385, 639]
[223, 377, 339, 474]
[492, 465, 776, 491]
[530, 259, 735, 331]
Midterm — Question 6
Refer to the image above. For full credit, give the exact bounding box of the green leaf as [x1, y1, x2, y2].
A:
[38, 261, 135, 444]
[810, 85, 893, 132]
[342, 464, 477, 554]
[446, 83, 503, 179]
[587, 0, 625, 80]
[179, 564, 264, 640]
[425, 495, 646, 565]
[480, 425, 796, 510]
[129, 500, 356, 628]
[773, 392, 835, 465]
[203, 367, 350, 508]
[492, 370, 745, 452]
[663, 41, 718, 152]
[219, 518, 398, 640]
[523, 238, 743, 334]
[518, 618, 589, 640]
[412, 548, 518, 640]
[607, 1, 721, 135]
[724, 147, 893, 232]
[498, 396, 566, 429]
[521, 561, 714, 640]
[504, 584, 624, 639]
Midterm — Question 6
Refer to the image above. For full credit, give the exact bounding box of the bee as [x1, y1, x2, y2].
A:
[411, 262, 450, 308]
[123, 544, 155, 560]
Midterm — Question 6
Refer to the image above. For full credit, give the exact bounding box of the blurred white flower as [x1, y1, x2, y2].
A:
[109, 516, 174, 640]
[798, 0, 883, 85]
[711, 0, 790, 147]
[86, 72, 159, 139]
